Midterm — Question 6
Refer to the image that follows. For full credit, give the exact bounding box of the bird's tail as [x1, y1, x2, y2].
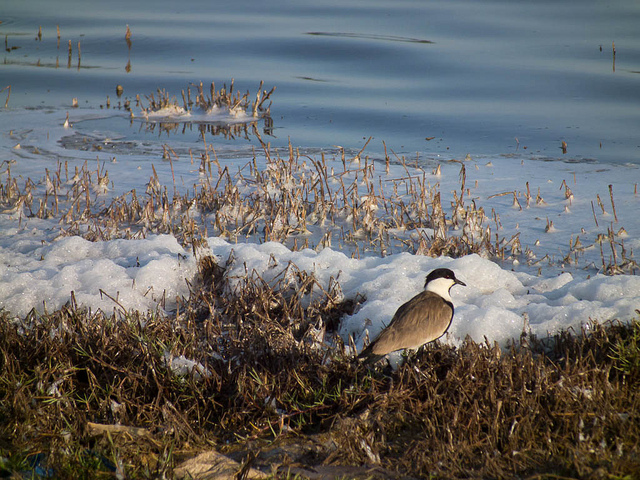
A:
[357, 344, 384, 365]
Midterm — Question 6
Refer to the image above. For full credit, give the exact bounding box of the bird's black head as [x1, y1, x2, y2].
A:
[424, 268, 466, 289]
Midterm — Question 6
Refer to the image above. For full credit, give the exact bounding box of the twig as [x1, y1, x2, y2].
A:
[608, 184, 618, 222]
[1, 85, 10, 108]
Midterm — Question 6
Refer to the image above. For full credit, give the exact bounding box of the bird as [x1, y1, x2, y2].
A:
[358, 268, 466, 365]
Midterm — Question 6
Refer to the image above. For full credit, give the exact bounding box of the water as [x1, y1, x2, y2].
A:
[2, 0, 640, 345]
[2, 0, 640, 163]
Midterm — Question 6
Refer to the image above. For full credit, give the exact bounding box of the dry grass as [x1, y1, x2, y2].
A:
[1, 256, 639, 479]
[1, 139, 497, 264]
[140, 80, 275, 119]
[4, 115, 638, 275]
[5, 123, 636, 275]
[135, 80, 275, 140]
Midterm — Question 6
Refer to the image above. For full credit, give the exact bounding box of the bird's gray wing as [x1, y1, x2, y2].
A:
[368, 291, 453, 356]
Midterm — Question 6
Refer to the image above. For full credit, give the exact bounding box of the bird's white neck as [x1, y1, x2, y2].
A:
[425, 277, 454, 302]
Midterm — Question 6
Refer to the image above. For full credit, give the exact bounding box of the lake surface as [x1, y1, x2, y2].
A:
[2, 0, 640, 163]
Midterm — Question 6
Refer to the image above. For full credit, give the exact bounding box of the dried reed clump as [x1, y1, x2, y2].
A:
[134, 80, 275, 140]
[4, 131, 636, 273]
[556, 184, 638, 275]
[182, 255, 359, 365]
[4, 138, 637, 273]
[487, 177, 637, 275]
[0, 141, 498, 261]
[140, 80, 275, 119]
[562, 223, 638, 275]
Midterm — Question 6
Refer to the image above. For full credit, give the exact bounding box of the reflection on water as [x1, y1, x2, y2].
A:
[1, 0, 640, 164]
[306, 32, 434, 44]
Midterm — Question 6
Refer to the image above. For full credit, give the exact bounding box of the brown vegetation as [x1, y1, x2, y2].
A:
[1, 255, 638, 479]
[3, 128, 635, 275]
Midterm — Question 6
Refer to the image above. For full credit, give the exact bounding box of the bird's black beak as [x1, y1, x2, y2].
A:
[455, 278, 466, 287]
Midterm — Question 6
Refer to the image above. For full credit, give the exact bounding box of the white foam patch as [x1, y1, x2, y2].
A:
[1, 219, 638, 350]
[0, 233, 195, 317]
[163, 352, 212, 380]
[205, 238, 640, 350]
[140, 104, 249, 123]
